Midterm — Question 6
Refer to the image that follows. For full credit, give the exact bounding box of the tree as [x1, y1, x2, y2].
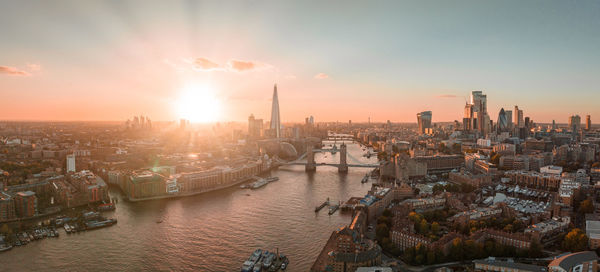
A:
[376, 223, 390, 240]
[562, 228, 589, 252]
[528, 240, 543, 258]
[382, 208, 393, 218]
[578, 199, 594, 214]
[0, 224, 11, 235]
[419, 219, 429, 234]
[431, 222, 440, 235]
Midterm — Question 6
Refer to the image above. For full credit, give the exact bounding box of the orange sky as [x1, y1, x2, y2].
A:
[1, 1, 599, 123]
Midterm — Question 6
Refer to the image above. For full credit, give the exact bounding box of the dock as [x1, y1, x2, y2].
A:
[314, 198, 330, 213]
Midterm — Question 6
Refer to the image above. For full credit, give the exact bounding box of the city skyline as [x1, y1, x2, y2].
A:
[1, 1, 600, 123]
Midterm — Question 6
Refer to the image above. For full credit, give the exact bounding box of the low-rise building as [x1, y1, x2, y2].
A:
[548, 251, 598, 272]
[474, 257, 547, 272]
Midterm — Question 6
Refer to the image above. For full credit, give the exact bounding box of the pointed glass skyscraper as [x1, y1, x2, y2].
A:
[270, 84, 281, 138]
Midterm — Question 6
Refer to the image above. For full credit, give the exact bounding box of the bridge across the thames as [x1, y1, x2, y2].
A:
[279, 140, 380, 172]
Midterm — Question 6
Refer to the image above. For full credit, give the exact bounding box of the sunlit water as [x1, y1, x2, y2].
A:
[2, 141, 376, 271]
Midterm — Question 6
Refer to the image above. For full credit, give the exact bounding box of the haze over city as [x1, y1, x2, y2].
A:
[1, 0, 599, 123]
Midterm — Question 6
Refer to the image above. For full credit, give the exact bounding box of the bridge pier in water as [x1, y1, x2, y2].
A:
[305, 146, 316, 172]
[338, 143, 348, 173]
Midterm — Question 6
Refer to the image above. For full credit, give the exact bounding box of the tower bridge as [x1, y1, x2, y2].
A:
[279, 142, 380, 172]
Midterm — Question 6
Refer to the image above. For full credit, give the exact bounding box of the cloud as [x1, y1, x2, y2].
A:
[228, 60, 255, 71]
[194, 58, 221, 71]
[284, 74, 297, 80]
[436, 94, 458, 98]
[0, 66, 31, 76]
[314, 73, 329, 79]
[26, 63, 41, 72]
[168, 57, 273, 73]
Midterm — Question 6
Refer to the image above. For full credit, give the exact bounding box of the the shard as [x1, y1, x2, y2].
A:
[270, 84, 281, 138]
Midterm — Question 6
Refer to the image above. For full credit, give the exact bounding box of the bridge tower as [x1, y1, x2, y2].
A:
[305, 144, 316, 172]
[338, 143, 348, 173]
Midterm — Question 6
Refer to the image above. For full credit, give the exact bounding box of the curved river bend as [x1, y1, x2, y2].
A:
[2, 141, 376, 271]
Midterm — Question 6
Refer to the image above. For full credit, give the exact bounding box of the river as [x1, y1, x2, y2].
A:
[1, 140, 377, 271]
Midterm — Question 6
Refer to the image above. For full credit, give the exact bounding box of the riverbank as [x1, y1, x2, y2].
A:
[127, 176, 255, 202]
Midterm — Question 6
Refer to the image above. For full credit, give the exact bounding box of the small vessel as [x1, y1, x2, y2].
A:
[85, 218, 117, 230]
[262, 253, 275, 269]
[361, 175, 369, 183]
[156, 219, 163, 224]
[328, 204, 340, 215]
[280, 254, 289, 270]
[0, 244, 12, 252]
[241, 261, 255, 272]
[249, 249, 262, 263]
[253, 261, 263, 272]
[250, 179, 269, 189]
[98, 202, 116, 211]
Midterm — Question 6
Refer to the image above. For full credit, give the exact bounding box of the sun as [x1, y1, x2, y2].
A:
[176, 83, 222, 123]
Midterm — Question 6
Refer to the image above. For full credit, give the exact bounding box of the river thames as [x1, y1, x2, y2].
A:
[2, 141, 377, 271]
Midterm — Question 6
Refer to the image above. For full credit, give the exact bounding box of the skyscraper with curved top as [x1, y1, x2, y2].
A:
[270, 84, 281, 138]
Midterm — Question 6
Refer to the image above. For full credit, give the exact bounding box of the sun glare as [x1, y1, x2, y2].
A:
[176, 83, 222, 123]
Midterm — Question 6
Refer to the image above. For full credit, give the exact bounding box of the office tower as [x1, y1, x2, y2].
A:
[505, 110, 513, 129]
[465, 90, 489, 134]
[586, 115, 592, 130]
[497, 108, 508, 132]
[309, 116, 314, 124]
[417, 111, 432, 134]
[524, 117, 530, 128]
[66, 154, 76, 173]
[569, 115, 581, 132]
[552, 120, 557, 130]
[463, 103, 474, 131]
[270, 84, 281, 138]
[248, 114, 263, 139]
[513, 106, 524, 128]
[470, 91, 487, 113]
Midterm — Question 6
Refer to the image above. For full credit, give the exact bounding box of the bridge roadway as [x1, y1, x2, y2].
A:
[284, 162, 379, 168]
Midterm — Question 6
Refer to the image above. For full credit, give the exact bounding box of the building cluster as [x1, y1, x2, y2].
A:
[313, 89, 600, 271]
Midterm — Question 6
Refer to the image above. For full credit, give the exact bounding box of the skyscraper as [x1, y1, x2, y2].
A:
[513, 106, 524, 128]
[270, 84, 281, 138]
[417, 111, 432, 134]
[586, 115, 592, 130]
[569, 115, 581, 132]
[497, 108, 508, 132]
[505, 110, 513, 129]
[463, 91, 489, 133]
[248, 114, 263, 139]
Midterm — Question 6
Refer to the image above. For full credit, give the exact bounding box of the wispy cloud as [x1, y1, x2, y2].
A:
[0, 66, 31, 76]
[314, 73, 329, 79]
[228, 59, 256, 71]
[228, 59, 272, 72]
[169, 57, 273, 73]
[436, 94, 458, 98]
[194, 58, 222, 71]
[26, 63, 42, 72]
[283, 74, 297, 80]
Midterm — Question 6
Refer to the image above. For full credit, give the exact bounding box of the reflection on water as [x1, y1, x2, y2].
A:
[2, 141, 376, 271]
